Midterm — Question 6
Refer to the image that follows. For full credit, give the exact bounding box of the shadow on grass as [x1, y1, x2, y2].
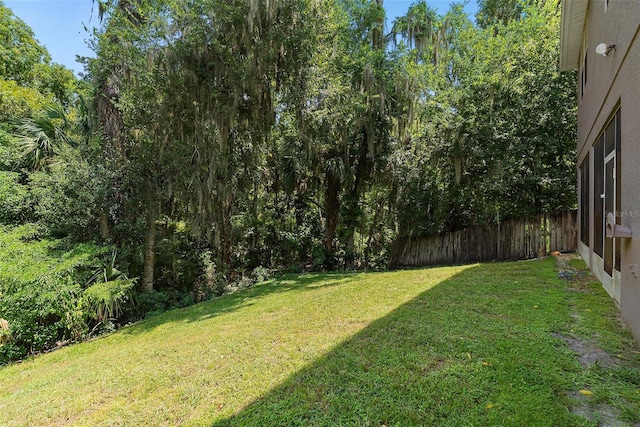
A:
[210, 260, 590, 426]
[121, 271, 363, 335]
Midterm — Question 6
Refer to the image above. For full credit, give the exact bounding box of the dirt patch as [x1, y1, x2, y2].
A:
[551, 252, 633, 426]
[568, 391, 628, 427]
[554, 252, 595, 291]
[553, 332, 619, 368]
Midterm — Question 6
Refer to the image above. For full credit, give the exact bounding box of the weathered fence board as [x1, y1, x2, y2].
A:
[390, 210, 577, 268]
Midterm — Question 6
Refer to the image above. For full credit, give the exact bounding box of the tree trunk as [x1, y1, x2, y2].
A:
[343, 146, 370, 268]
[99, 213, 110, 240]
[215, 195, 234, 270]
[342, 193, 360, 269]
[324, 171, 340, 263]
[142, 209, 156, 291]
[365, 198, 382, 262]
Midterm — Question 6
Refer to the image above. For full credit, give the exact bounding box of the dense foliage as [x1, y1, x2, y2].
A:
[0, 225, 135, 362]
[0, 0, 576, 362]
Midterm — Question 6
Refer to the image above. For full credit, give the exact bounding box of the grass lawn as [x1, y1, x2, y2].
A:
[1, 256, 639, 426]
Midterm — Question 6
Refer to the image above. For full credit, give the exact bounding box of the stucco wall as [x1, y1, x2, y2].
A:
[576, 0, 640, 340]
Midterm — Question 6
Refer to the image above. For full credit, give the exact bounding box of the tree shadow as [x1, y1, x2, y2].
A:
[121, 271, 362, 335]
[210, 261, 587, 426]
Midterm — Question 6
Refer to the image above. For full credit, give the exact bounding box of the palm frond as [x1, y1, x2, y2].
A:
[14, 104, 75, 170]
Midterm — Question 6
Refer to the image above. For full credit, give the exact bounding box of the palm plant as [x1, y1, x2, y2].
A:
[15, 104, 75, 170]
[81, 251, 136, 326]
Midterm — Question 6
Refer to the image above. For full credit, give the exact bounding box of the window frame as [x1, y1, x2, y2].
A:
[580, 154, 590, 246]
[580, 32, 588, 99]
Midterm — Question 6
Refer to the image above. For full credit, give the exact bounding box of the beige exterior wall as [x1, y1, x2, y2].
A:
[576, 0, 640, 340]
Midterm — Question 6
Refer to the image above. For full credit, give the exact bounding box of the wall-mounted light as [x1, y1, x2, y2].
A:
[595, 43, 616, 56]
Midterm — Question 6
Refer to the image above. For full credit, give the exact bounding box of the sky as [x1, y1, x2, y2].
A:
[5, 0, 99, 76]
[4, 0, 478, 77]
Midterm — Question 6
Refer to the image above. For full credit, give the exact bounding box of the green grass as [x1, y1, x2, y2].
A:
[1, 257, 639, 426]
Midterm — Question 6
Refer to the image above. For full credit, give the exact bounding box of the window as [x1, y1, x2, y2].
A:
[591, 108, 621, 272]
[615, 111, 621, 272]
[605, 158, 614, 274]
[593, 135, 604, 257]
[605, 116, 615, 156]
[580, 32, 588, 98]
[584, 51, 588, 88]
[580, 155, 590, 245]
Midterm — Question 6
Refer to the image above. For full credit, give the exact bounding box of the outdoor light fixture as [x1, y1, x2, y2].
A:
[595, 42, 616, 56]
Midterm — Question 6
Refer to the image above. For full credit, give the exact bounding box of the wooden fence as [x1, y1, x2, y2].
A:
[389, 210, 577, 268]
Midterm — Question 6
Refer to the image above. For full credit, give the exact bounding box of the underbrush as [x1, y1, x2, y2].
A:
[0, 223, 280, 363]
[0, 224, 134, 363]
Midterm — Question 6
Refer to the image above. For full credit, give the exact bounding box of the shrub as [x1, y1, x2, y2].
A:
[0, 224, 131, 364]
[0, 171, 31, 224]
[81, 279, 136, 323]
[80, 250, 136, 323]
[0, 127, 22, 171]
[135, 290, 169, 319]
[0, 274, 82, 362]
[29, 161, 101, 240]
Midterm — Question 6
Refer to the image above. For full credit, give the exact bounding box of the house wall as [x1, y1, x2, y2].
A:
[576, 0, 640, 340]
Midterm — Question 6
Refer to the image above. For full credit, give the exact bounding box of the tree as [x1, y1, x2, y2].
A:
[0, 2, 77, 108]
[90, 0, 317, 288]
[0, 2, 50, 85]
[390, 0, 576, 235]
[274, 0, 394, 267]
[476, 0, 530, 29]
